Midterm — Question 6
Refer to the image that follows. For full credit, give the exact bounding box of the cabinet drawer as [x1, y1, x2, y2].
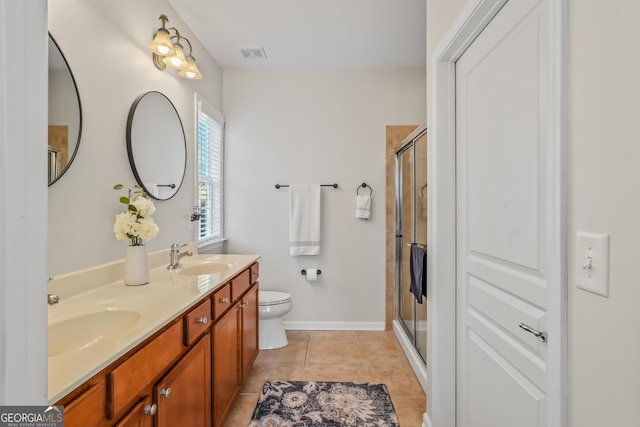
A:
[213, 283, 232, 320]
[184, 298, 212, 346]
[250, 263, 259, 284]
[231, 269, 251, 300]
[107, 321, 183, 419]
[63, 381, 106, 427]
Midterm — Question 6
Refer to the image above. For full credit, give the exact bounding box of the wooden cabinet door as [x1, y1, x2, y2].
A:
[155, 334, 211, 427]
[240, 284, 259, 382]
[114, 396, 154, 427]
[61, 380, 107, 427]
[212, 304, 240, 427]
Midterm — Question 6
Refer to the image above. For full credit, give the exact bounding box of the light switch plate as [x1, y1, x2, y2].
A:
[575, 232, 610, 297]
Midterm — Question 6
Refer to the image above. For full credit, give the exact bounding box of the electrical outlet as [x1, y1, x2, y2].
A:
[575, 232, 610, 297]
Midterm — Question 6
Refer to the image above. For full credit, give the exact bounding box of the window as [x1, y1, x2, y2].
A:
[196, 94, 224, 245]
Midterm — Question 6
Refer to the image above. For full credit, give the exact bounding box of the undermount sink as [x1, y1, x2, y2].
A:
[48, 310, 140, 357]
[179, 261, 233, 276]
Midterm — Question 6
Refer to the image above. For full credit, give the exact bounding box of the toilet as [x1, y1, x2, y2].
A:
[258, 291, 293, 350]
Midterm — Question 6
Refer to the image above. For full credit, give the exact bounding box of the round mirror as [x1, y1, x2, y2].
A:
[126, 91, 186, 200]
[48, 33, 82, 186]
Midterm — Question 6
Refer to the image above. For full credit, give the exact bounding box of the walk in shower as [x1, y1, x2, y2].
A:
[393, 125, 427, 385]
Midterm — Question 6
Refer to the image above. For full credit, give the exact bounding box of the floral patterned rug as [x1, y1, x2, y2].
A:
[249, 381, 399, 427]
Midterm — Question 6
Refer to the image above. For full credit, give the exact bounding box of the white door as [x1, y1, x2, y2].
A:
[455, 0, 560, 426]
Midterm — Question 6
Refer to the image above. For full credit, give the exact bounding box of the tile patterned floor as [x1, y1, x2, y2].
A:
[223, 330, 426, 427]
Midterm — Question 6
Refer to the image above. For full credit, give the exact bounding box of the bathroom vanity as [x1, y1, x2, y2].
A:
[48, 251, 259, 427]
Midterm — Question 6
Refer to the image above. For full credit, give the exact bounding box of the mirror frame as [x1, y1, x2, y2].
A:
[48, 33, 83, 186]
[126, 91, 187, 201]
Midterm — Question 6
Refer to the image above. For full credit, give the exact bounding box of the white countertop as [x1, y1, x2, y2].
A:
[47, 252, 259, 404]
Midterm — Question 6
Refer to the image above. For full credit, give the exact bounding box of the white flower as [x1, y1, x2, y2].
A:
[137, 216, 159, 240]
[113, 212, 135, 241]
[131, 196, 156, 216]
[113, 184, 159, 246]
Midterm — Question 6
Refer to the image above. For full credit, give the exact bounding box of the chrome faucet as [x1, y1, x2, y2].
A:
[167, 243, 193, 270]
[48, 294, 60, 305]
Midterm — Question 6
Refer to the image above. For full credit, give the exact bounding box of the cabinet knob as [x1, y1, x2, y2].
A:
[144, 403, 157, 415]
[160, 387, 172, 398]
[219, 297, 230, 304]
[197, 317, 208, 325]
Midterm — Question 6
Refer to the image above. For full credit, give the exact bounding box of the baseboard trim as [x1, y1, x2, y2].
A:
[392, 320, 428, 392]
[423, 412, 433, 427]
[282, 321, 386, 331]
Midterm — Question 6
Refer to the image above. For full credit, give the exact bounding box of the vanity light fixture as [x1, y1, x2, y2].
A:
[148, 14, 202, 80]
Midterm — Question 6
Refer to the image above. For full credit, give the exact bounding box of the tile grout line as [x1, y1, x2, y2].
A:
[227, 331, 426, 427]
[304, 337, 309, 368]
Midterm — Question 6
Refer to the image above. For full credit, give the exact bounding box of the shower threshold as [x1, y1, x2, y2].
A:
[392, 319, 427, 393]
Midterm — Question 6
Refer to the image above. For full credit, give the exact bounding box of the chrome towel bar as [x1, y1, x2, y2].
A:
[275, 183, 338, 189]
[406, 242, 427, 248]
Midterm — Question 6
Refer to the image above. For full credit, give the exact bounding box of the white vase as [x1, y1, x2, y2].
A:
[124, 245, 149, 286]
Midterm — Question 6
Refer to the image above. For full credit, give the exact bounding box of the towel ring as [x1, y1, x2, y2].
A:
[357, 182, 372, 196]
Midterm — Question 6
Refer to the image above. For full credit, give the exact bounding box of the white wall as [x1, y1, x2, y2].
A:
[223, 67, 425, 327]
[47, 0, 223, 276]
[427, 0, 640, 426]
[568, 0, 640, 425]
[425, 1, 468, 422]
[0, 0, 48, 404]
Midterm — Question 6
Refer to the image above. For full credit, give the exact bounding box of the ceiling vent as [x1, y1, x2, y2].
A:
[240, 47, 267, 59]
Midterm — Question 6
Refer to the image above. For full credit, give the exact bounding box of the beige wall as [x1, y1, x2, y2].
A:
[427, 0, 640, 425]
[223, 67, 425, 328]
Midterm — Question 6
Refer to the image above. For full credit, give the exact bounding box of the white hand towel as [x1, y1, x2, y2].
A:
[356, 194, 371, 219]
[289, 183, 321, 256]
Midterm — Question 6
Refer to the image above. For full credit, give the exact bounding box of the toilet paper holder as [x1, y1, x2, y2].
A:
[301, 269, 322, 276]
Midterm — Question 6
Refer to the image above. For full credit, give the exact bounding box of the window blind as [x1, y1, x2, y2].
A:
[196, 96, 224, 244]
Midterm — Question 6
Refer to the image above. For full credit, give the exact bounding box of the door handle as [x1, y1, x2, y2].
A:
[518, 323, 547, 343]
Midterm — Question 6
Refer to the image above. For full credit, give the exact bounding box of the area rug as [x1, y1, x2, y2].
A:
[249, 381, 399, 427]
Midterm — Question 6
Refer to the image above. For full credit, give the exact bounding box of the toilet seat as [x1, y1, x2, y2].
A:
[259, 291, 291, 306]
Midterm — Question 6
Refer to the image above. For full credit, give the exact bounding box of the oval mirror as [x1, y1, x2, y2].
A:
[48, 33, 82, 186]
[126, 91, 186, 200]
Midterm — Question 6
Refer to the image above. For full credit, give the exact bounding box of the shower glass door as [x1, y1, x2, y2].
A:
[396, 128, 427, 362]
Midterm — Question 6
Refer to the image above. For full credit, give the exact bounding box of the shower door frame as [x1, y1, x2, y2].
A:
[394, 125, 428, 370]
